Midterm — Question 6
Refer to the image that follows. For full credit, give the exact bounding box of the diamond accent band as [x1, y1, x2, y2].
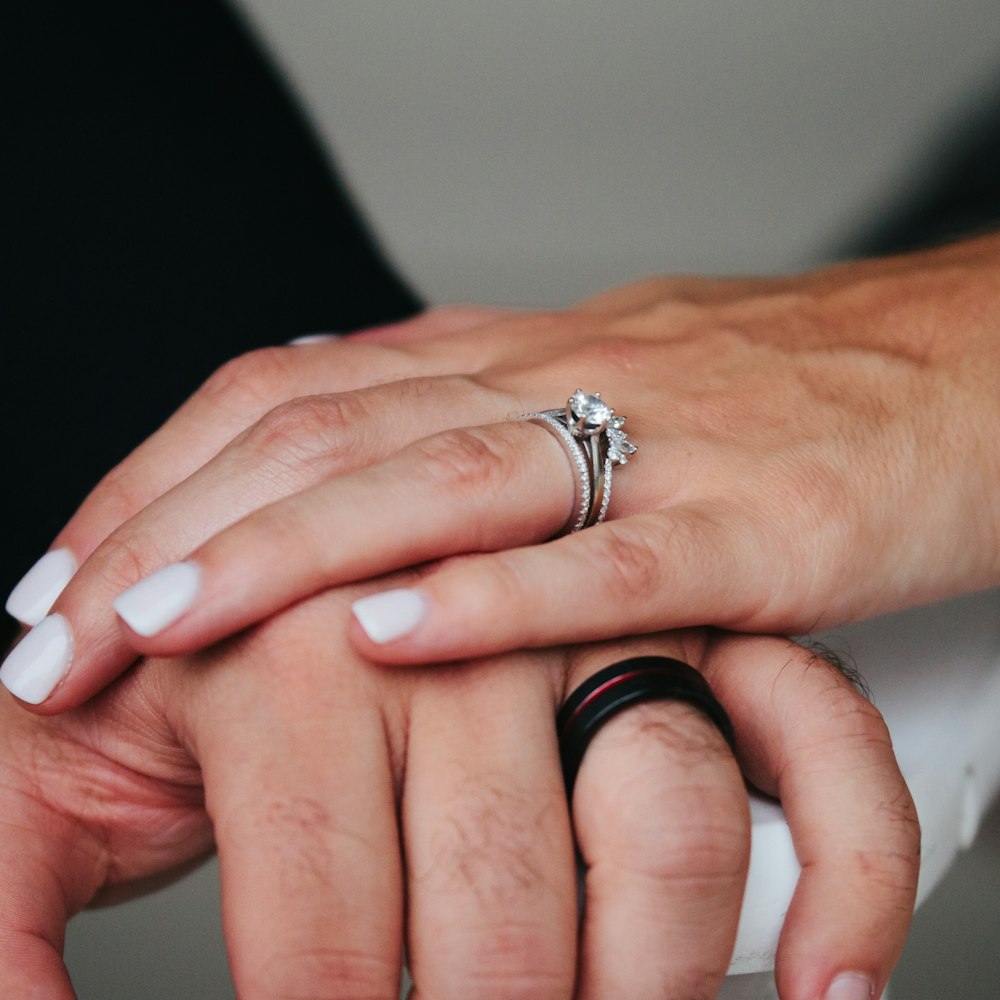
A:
[596, 455, 614, 523]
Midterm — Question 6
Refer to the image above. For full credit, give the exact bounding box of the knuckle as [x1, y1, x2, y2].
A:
[784, 694, 909, 801]
[629, 702, 734, 766]
[803, 789, 920, 910]
[584, 707, 748, 883]
[89, 529, 166, 597]
[251, 945, 398, 1000]
[606, 786, 748, 885]
[400, 370, 482, 407]
[216, 605, 361, 701]
[253, 796, 339, 886]
[241, 394, 360, 480]
[881, 785, 922, 849]
[436, 548, 534, 624]
[831, 686, 891, 742]
[576, 334, 657, 375]
[410, 777, 571, 999]
[425, 304, 497, 327]
[851, 839, 921, 903]
[782, 674, 921, 896]
[88, 462, 157, 528]
[415, 918, 570, 1000]
[195, 347, 293, 418]
[862, 787, 922, 887]
[797, 678, 894, 757]
[416, 777, 553, 906]
[221, 795, 386, 897]
[588, 520, 671, 599]
[413, 426, 512, 497]
[434, 960, 570, 1000]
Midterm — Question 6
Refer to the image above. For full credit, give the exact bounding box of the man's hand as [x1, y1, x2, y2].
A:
[0, 594, 917, 999]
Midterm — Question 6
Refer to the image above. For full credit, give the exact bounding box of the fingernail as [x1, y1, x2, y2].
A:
[351, 588, 427, 644]
[0, 614, 74, 704]
[5, 549, 78, 626]
[287, 333, 338, 345]
[824, 973, 875, 1000]
[113, 562, 202, 637]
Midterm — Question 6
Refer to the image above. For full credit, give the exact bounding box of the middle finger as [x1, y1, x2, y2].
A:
[403, 654, 577, 1000]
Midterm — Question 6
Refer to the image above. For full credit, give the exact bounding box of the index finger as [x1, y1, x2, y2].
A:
[0, 698, 111, 999]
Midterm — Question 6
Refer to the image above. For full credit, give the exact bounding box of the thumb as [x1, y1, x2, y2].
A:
[0, 809, 89, 998]
[0, 719, 110, 998]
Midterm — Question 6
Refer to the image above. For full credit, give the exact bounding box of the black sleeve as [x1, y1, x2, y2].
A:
[1, 0, 420, 628]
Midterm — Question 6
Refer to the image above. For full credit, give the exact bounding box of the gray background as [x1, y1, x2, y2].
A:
[238, 0, 1000, 306]
[65, 2, 1000, 996]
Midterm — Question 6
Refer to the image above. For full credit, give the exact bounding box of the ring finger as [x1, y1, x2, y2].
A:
[564, 636, 750, 999]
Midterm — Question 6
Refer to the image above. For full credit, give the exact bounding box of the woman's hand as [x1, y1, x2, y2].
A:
[5, 235, 1000, 707]
[0, 597, 918, 1000]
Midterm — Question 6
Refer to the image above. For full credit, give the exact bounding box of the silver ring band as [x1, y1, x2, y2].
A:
[523, 411, 592, 534]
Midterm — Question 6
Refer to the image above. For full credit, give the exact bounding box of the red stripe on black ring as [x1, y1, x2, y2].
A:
[557, 656, 735, 798]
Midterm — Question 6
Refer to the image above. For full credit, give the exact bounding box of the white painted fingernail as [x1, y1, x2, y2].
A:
[5, 549, 78, 626]
[824, 973, 875, 1000]
[0, 614, 74, 704]
[287, 333, 338, 345]
[351, 588, 427, 644]
[113, 562, 202, 637]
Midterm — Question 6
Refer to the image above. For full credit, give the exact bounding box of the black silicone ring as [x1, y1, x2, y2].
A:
[557, 656, 736, 797]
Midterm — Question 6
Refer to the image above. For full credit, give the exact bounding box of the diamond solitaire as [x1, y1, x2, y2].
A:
[566, 390, 614, 436]
[565, 389, 636, 467]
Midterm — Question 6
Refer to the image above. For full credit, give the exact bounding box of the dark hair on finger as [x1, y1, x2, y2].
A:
[798, 637, 871, 701]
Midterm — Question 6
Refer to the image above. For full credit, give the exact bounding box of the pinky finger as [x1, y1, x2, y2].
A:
[349, 507, 767, 665]
[701, 634, 920, 1000]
